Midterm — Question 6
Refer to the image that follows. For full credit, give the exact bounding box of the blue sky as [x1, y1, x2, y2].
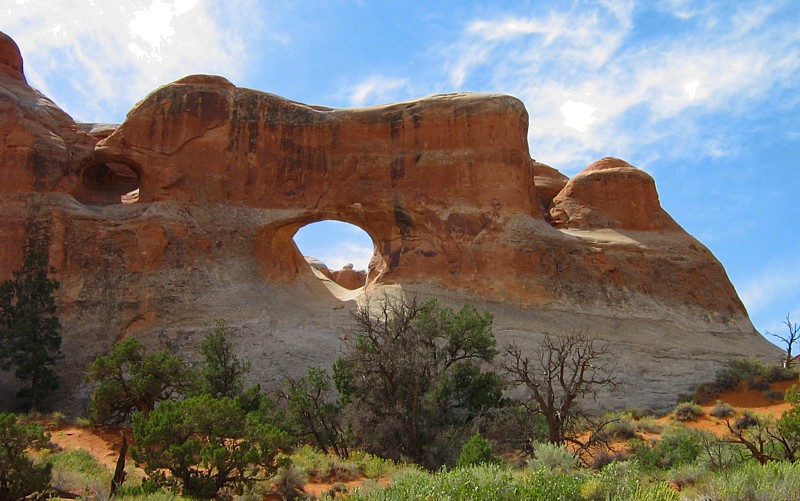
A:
[4, 0, 799, 342]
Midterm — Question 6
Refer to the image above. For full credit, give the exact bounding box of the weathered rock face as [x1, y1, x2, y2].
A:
[550, 157, 679, 231]
[0, 32, 777, 414]
[331, 264, 367, 290]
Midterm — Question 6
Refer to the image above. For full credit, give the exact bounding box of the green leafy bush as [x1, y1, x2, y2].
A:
[0, 413, 52, 500]
[456, 433, 499, 468]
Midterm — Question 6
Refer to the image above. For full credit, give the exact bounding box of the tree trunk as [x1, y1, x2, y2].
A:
[110, 434, 128, 497]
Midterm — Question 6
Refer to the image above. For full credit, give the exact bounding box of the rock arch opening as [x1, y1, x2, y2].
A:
[76, 161, 140, 205]
[293, 220, 375, 291]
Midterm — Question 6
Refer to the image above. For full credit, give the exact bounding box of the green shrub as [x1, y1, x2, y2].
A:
[668, 463, 707, 490]
[709, 401, 735, 418]
[527, 441, 578, 473]
[132, 395, 290, 499]
[593, 415, 637, 441]
[74, 417, 92, 428]
[734, 410, 758, 430]
[697, 461, 800, 500]
[49, 448, 111, 499]
[634, 417, 662, 434]
[673, 402, 703, 422]
[763, 388, 785, 401]
[0, 413, 52, 500]
[630, 427, 709, 470]
[86, 338, 197, 424]
[347, 464, 584, 500]
[348, 450, 399, 478]
[456, 433, 499, 468]
[270, 466, 308, 500]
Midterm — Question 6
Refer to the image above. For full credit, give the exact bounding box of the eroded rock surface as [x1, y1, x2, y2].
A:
[0, 32, 777, 413]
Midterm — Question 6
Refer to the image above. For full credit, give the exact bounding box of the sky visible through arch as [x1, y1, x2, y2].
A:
[4, 0, 799, 345]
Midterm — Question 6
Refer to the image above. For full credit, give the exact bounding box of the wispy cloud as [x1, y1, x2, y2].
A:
[4, 0, 262, 122]
[348, 75, 411, 107]
[341, 1, 799, 174]
[739, 260, 800, 316]
[443, 1, 800, 172]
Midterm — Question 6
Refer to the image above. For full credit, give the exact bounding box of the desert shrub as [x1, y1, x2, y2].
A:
[347, 450, 399, 479]
[587, 461, 678, 501]
[763, 388, 785, 401]
[765, 364, 799, 382]
[588, 449, 631, 471]
[734, 409, 758, 430]
[49, 448, 110, 499]
[668, 463, 707, 490]
[479, 404, 549, 453]
[697, 460, 800, 500]
[630, 427, 709, 470]
[593, 415, 637, 441]
[456, 433, 499, 468]
[289, 445, 364, 482]
[747, 377, 771, 391]
[346, 464, 584, 500]
[673, 402, 703, 422]
[527, 441, 578, 473]
[693, 358, 791, 403]
[709, 401, 735, 418]
[697, 436, 746, 471]
[634, 416, 662, 434]
[48, 411, 68, 428]
[74, 417, 92, 428]
[0, 413, 52, 500]
[270, 465, 308, 500]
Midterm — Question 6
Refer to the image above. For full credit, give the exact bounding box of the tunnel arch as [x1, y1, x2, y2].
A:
[293, 220, 374, 290]
[75, 160, 141, 205]
[256, 211, 394, 295]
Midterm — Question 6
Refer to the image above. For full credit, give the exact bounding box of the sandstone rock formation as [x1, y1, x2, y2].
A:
[331, 264, 367, 290]
[0, 32, 778, 413]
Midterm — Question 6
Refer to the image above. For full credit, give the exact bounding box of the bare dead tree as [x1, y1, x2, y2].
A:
[503, 330, 619, 445]
[722, 413, 800, 464]
[767, 314, 800, 369]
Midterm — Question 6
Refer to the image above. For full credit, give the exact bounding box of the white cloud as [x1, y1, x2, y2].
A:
[561, 100, 598, 132]
[739, 261, 800, 315]
[4, 0, 261, 122]
[683, 79, 699, 100]
[321, 242, 375, 271]
[349, 76, 411, 107]
[437, 1, 800, 172]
